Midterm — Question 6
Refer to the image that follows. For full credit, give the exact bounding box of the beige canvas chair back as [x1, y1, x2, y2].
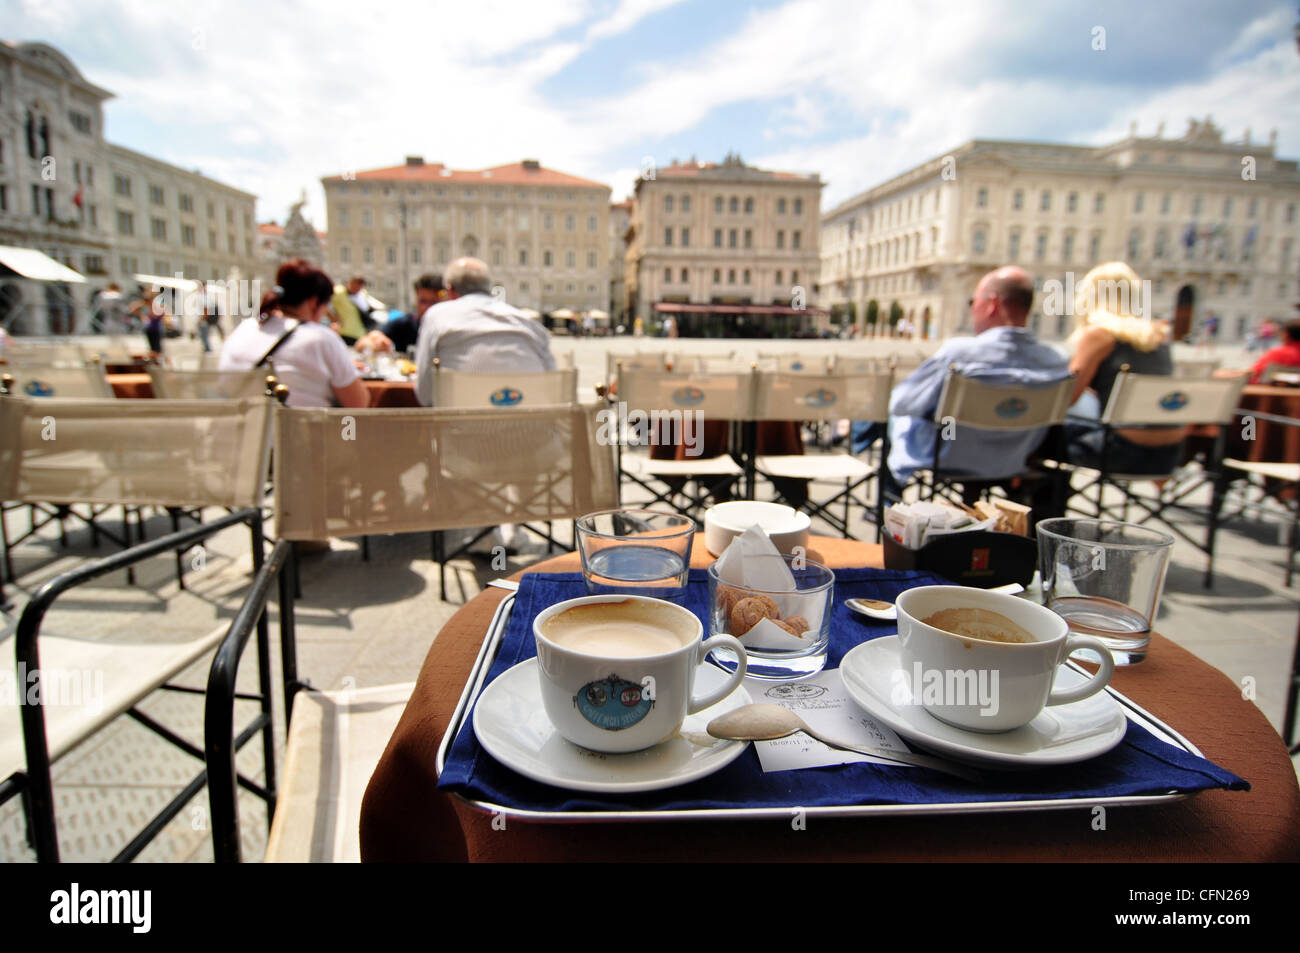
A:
[1260, 364, 1300, 385]
[605, 351, 666, 385]
[757, 352, 832, 374]
[0, 396, 273, 508]
[432, 366, 577, 408]
[935, 371, 1075, 431]
[1173, 358, 1221, 379]
[148, 367, 272, 400]
[1, 362, 112, 399]
[3, 340, 88, 366]
[1102, 372, 1246, 427]
[273, 403, 617, 540]
[616, 366, 755, 421]
[830, 355, 885, 375]
[755, 370, 893, 423]
[890, 352, 928, 376]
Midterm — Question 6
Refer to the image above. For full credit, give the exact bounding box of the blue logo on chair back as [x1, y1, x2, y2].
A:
[574, 675, 653, 731]
[489, 387, 523, 406]
[804, 388, 836, 408]
[24, 380, 54, 397]
[790, 361, 804, 371]
[672, 386, 705, 406]
[1159, 391, 1189, 411]
[994, 397, 1028, 418]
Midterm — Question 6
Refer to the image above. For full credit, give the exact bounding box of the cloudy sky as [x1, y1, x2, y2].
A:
[7, 0, 1299, 228]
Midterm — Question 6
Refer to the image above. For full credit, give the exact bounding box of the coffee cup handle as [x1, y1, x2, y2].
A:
[1046, 636, 1115, 707]
[688, 636, 748, 714]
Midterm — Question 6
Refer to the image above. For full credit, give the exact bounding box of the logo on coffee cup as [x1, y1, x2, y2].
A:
[889, 663, 1000, 716]
[574, 674, 654, 730]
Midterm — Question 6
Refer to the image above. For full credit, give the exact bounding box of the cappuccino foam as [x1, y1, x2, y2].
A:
[922, 607, 1038, 644]
[540, 600, 692, 658]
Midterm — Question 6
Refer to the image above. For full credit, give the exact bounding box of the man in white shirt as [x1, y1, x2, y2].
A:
[414, 257, 555, 406]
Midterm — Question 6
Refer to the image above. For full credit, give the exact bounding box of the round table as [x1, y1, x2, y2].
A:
[359, 535, 1300, 862]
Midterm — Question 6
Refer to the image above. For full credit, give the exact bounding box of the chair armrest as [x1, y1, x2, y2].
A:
[203, 538, 292, 863]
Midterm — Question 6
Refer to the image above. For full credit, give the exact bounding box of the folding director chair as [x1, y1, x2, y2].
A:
[1065, 370, 1246, 566]
[752, 368, 893, 539]
[917, 369, 1074, 511]
[612, 365, 754, 521]
[0, 393, 277, 862]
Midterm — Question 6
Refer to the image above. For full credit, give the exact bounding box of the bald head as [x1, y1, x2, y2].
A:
[444, 257, 492, 297]
[971, 266, 1034, 333]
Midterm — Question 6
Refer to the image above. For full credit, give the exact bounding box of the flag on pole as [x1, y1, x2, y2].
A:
[73, 188, 83, 209]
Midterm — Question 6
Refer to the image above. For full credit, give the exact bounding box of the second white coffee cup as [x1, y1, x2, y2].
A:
[895, 585, 1115, 733]
[534, 594, 748, 753]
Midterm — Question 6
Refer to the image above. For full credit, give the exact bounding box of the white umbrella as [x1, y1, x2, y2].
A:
[518, 308, 541, 319]
[551, 308, 576, 319]
[588, 309, 609, 321]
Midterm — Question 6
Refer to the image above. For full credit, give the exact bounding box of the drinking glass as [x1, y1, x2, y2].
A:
[706, 554, 834, 679]
[1035, 518, 1174, 665]
[575, 509, 694, 601]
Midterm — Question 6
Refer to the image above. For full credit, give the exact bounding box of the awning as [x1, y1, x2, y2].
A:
[587, 309, 609, 320]
[550, 308, 576, 319]
[653, 301, 828, 317]
[517, 308, 541, 319]
[0, 246, 86, 283]
[134, 272, 198, 291]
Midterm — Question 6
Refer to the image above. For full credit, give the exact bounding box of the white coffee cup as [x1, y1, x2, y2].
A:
[533, 594, 748, 753]
[895, 586, 1115, 733]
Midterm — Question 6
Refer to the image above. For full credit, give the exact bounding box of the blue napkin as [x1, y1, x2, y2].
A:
[438, 569, 1248, 812]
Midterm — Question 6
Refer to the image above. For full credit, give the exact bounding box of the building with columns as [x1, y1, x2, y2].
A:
[820, 120, 1300, 343]
[0, 40, 259, 334]
[624, 154, 825, 336]
[321, 157, 610, 315]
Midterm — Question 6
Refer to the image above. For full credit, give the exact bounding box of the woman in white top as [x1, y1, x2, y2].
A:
[219, 259, 369, 408]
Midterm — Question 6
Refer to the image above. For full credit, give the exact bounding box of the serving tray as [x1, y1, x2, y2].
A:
[435, 585, 1207, 823]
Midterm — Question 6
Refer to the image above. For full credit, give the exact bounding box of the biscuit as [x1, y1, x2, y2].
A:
[781, 615, 810, 635]
[730, 595, 781, 636]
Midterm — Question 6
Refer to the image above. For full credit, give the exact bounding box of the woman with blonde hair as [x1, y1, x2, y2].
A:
[1064, 261, 1185, 474]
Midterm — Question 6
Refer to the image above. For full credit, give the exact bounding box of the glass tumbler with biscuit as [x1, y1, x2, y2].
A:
[707, 554, 834, 679]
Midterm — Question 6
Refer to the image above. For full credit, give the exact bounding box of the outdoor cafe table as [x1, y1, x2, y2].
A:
[105, 373, 419, 407]
[359, 534, 1300, 862]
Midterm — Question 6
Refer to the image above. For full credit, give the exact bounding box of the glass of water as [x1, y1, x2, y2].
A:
[575, 510, 695, 601]
[1035, 518, 1174, 665]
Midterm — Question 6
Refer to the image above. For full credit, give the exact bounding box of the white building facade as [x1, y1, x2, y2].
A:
[820, 120, 1300, 342]
[321, 157, 610, 315]
[625, 154, 824, 336]
[0, 40, 258, 334]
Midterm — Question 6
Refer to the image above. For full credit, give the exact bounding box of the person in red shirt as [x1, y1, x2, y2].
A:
[1249, 319, 1300, 383]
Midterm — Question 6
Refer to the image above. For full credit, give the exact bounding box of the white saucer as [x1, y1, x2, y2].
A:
[840, 636, 1127, 769]
[472, 659, 753, 793]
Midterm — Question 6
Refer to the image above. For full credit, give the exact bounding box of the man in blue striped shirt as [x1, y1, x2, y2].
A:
[886, 266, 1069, 494]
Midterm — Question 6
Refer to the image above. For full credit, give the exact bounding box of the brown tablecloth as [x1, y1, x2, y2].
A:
[359, 535, 1300, 862]
[107, 372, 154, 399]
[364, 379, 420, 408]
[1235, 385, 1300, 464]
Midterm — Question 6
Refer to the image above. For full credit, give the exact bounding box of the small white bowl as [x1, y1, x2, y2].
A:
[703, 501, 811, 556]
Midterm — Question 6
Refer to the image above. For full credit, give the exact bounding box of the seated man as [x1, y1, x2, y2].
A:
[886, 266, 1070, 499]
[414, 257, 556, 406]
[385, 273, 445, 355]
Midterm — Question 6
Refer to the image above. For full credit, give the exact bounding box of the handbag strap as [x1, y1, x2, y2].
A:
[256, 320, 300, 367]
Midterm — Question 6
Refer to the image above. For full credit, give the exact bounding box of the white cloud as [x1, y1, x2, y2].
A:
[10, 0, 1296, 230]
